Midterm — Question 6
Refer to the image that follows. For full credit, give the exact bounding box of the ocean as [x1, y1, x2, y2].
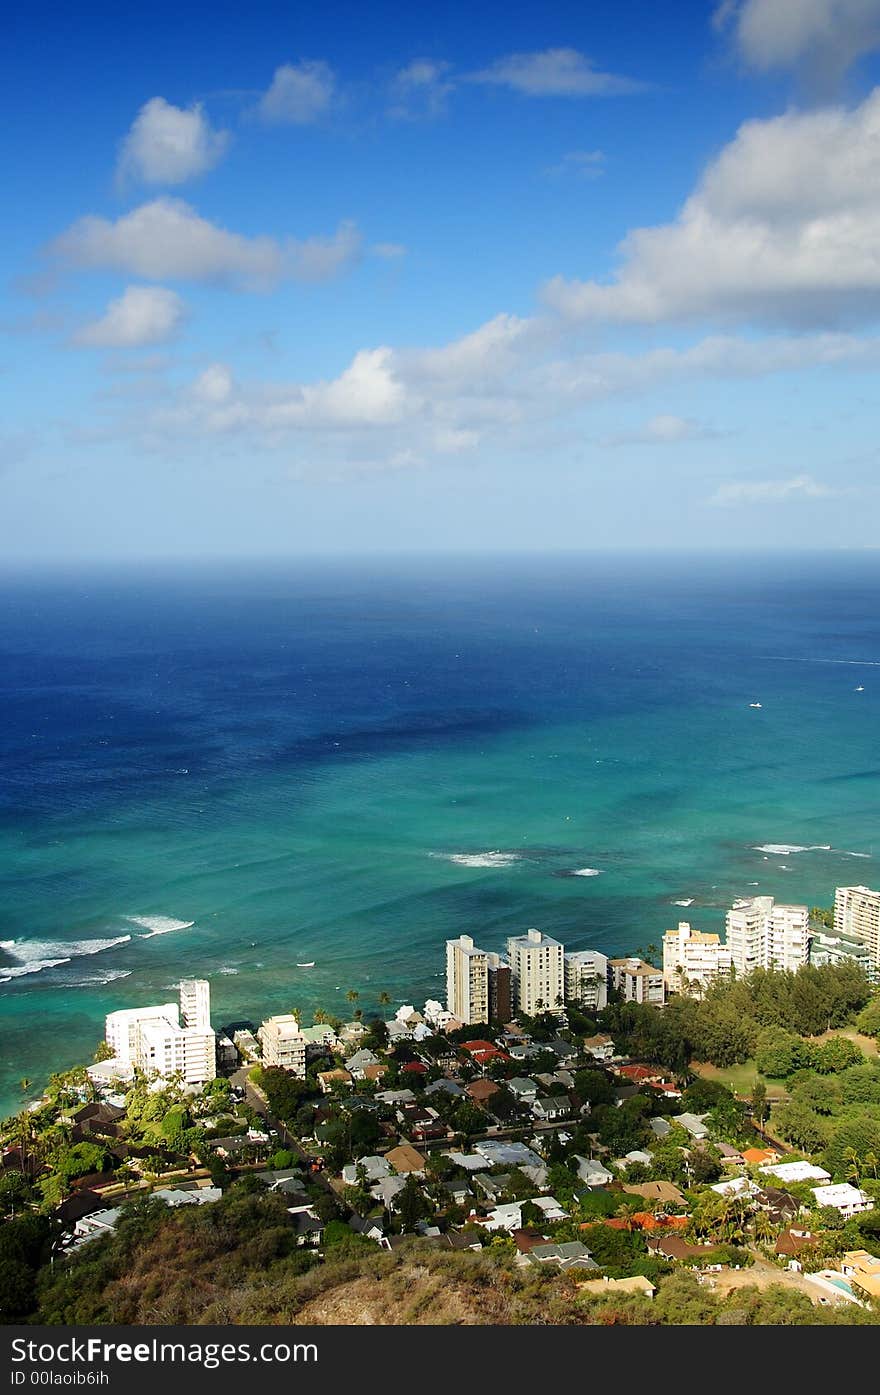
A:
[1, 551, 879, 1117]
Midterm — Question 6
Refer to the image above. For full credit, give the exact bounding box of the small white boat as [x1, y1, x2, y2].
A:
[297, 961, 316, 968]
[749, 702, 762, 708]
[855, 686, 865, 692]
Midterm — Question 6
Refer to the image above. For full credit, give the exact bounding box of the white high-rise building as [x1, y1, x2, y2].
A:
[105, 980, 216, 1086]
[180, 978, 211, 1031]
[563, 950, 608, 1011]
[446, 935, 490, 1025]
[834, 886, 880, 970]
[662, 922, 732, 996]
[725, 896, 809, 975]
[506, 928, 565, 1017]
[257, 1014, 307, 1077]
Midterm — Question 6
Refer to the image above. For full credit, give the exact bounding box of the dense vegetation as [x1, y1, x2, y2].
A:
[19, 1181, 877, 1326]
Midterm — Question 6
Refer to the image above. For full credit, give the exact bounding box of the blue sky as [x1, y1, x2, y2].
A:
[4, 0, 880, 558]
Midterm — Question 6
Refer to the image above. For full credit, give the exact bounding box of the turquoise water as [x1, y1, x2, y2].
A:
[1, 553, 878, 1116]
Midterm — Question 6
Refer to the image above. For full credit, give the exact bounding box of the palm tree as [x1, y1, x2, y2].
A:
[844, 1147, 862, 1187]
[752, 1208, 778, 1248]
[313, 1008, 332, 1025]
[18, 1078, 31, 1094]
[616, 1200, 641, 1233]
[865, 1150, 879, 1180]
[346, 989, 360, 1007]
[378, 991, 391, 1007]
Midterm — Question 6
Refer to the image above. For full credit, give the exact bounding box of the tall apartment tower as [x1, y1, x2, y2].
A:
[563, 950, 609, 1011]
[506, 928, 565, 1017]
[105, 980, 216, 1086]
[834, 886, 880, 970]
[486, 952, 513, 1025]
[446, 935, 490, 1025]
[180, 978, 211, 1031]
[662, 923, 732, 996]
[725, 896, 809, 975]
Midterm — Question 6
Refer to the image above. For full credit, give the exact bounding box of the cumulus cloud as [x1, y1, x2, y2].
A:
[258, 60, 336, 123]
[468, 47, 646, 96]
[371, 242, 407, 259]
[74, 285, 186, 348]
[388, 59, 455, 119]
[715, 0, 880, 86]
[543, 88, 880, 328]
[52, 199, 362, 290]
[600, 414, 721, 447]
[709, 473, 840, 505]
[117, 98, 230, 186]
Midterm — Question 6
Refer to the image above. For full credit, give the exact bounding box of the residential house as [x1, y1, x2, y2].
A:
[385, 1144, 427, 1175]
[341, 1155, 391, 1187]
[443, 1151, 487, 1172]
[608, 957, 665, 1006]
[573, 1157, 613, 1187]
[474, 1140, 545, 1171]
[528, 1241, 598, 1272]
[675, 1112, 710, 1140]
[650, 1117, 672, 1140]
[507, 1077, 540, 1104]
[583, 1034, 615, 1062]
[371, 1175, 408, 1209]
[348, 1214, 389, 1247]
[425, 1078, 464, 1099]
[286, 1204, 325, 1248]
[623, 1181, 688, 1208]
[473, 1172, 513, 1201]
[317, 1068, 353, 1094]
[375, 1089, 416, 1106]
[741, 1147, 783, 1167]
[759, 1160, 829, 1184]
[614, 1149, 654, 1170]
[775, 1227, 818, 1269]
[532, 1095, 571, 1122]
[466, 1077, 502, 1105]
[840, 1251, 880, 1303]
[646, 1235, 712, 1264]
[345, 1049, 381, 1080]
[812, 1184, 875, 1217]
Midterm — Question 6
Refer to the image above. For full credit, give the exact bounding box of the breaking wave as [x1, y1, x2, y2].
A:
[126, 916, 195, 939]
[0, 934, 131, 984]
[430, 851, 523, 868]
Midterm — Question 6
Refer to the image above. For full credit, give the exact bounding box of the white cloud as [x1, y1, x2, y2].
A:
[468, 47, 646, 97]
[715, 0, 880, 84]
[709, 473, 839, 505]
[117, 98, 230, 186]
[601, 414, 720, 446]
[53, 199, 362, 290]
[192, 363, 234, 404]
[543, 88, 880, 328]
[74, 285, 186, 348]
[258, 60, 336, 124]
[388, 59, 454, 119]
[371, 242, 407, 259]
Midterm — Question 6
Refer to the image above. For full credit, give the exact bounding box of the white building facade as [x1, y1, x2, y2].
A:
[563, 950, 609, 1011]
[506, 928, 565, 1017]
[258, 1014, 308, 1077]
[834, 886, 880, 971]
[446, 935, 490, 1025]
[105, 980, 216, 1086]
[662, 922, 733, 996]
[725, 896, 809, 975]
[608, 957, 665, 1006]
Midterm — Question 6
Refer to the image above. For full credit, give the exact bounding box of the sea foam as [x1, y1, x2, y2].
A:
[431, 851, 523, 868]
[0, 934, 131, 984]
[126, 915, 195, 939]
[753, 844, 831, 855]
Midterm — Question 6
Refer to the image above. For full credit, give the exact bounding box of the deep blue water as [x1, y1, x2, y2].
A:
[1, 552, 879, 1116]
